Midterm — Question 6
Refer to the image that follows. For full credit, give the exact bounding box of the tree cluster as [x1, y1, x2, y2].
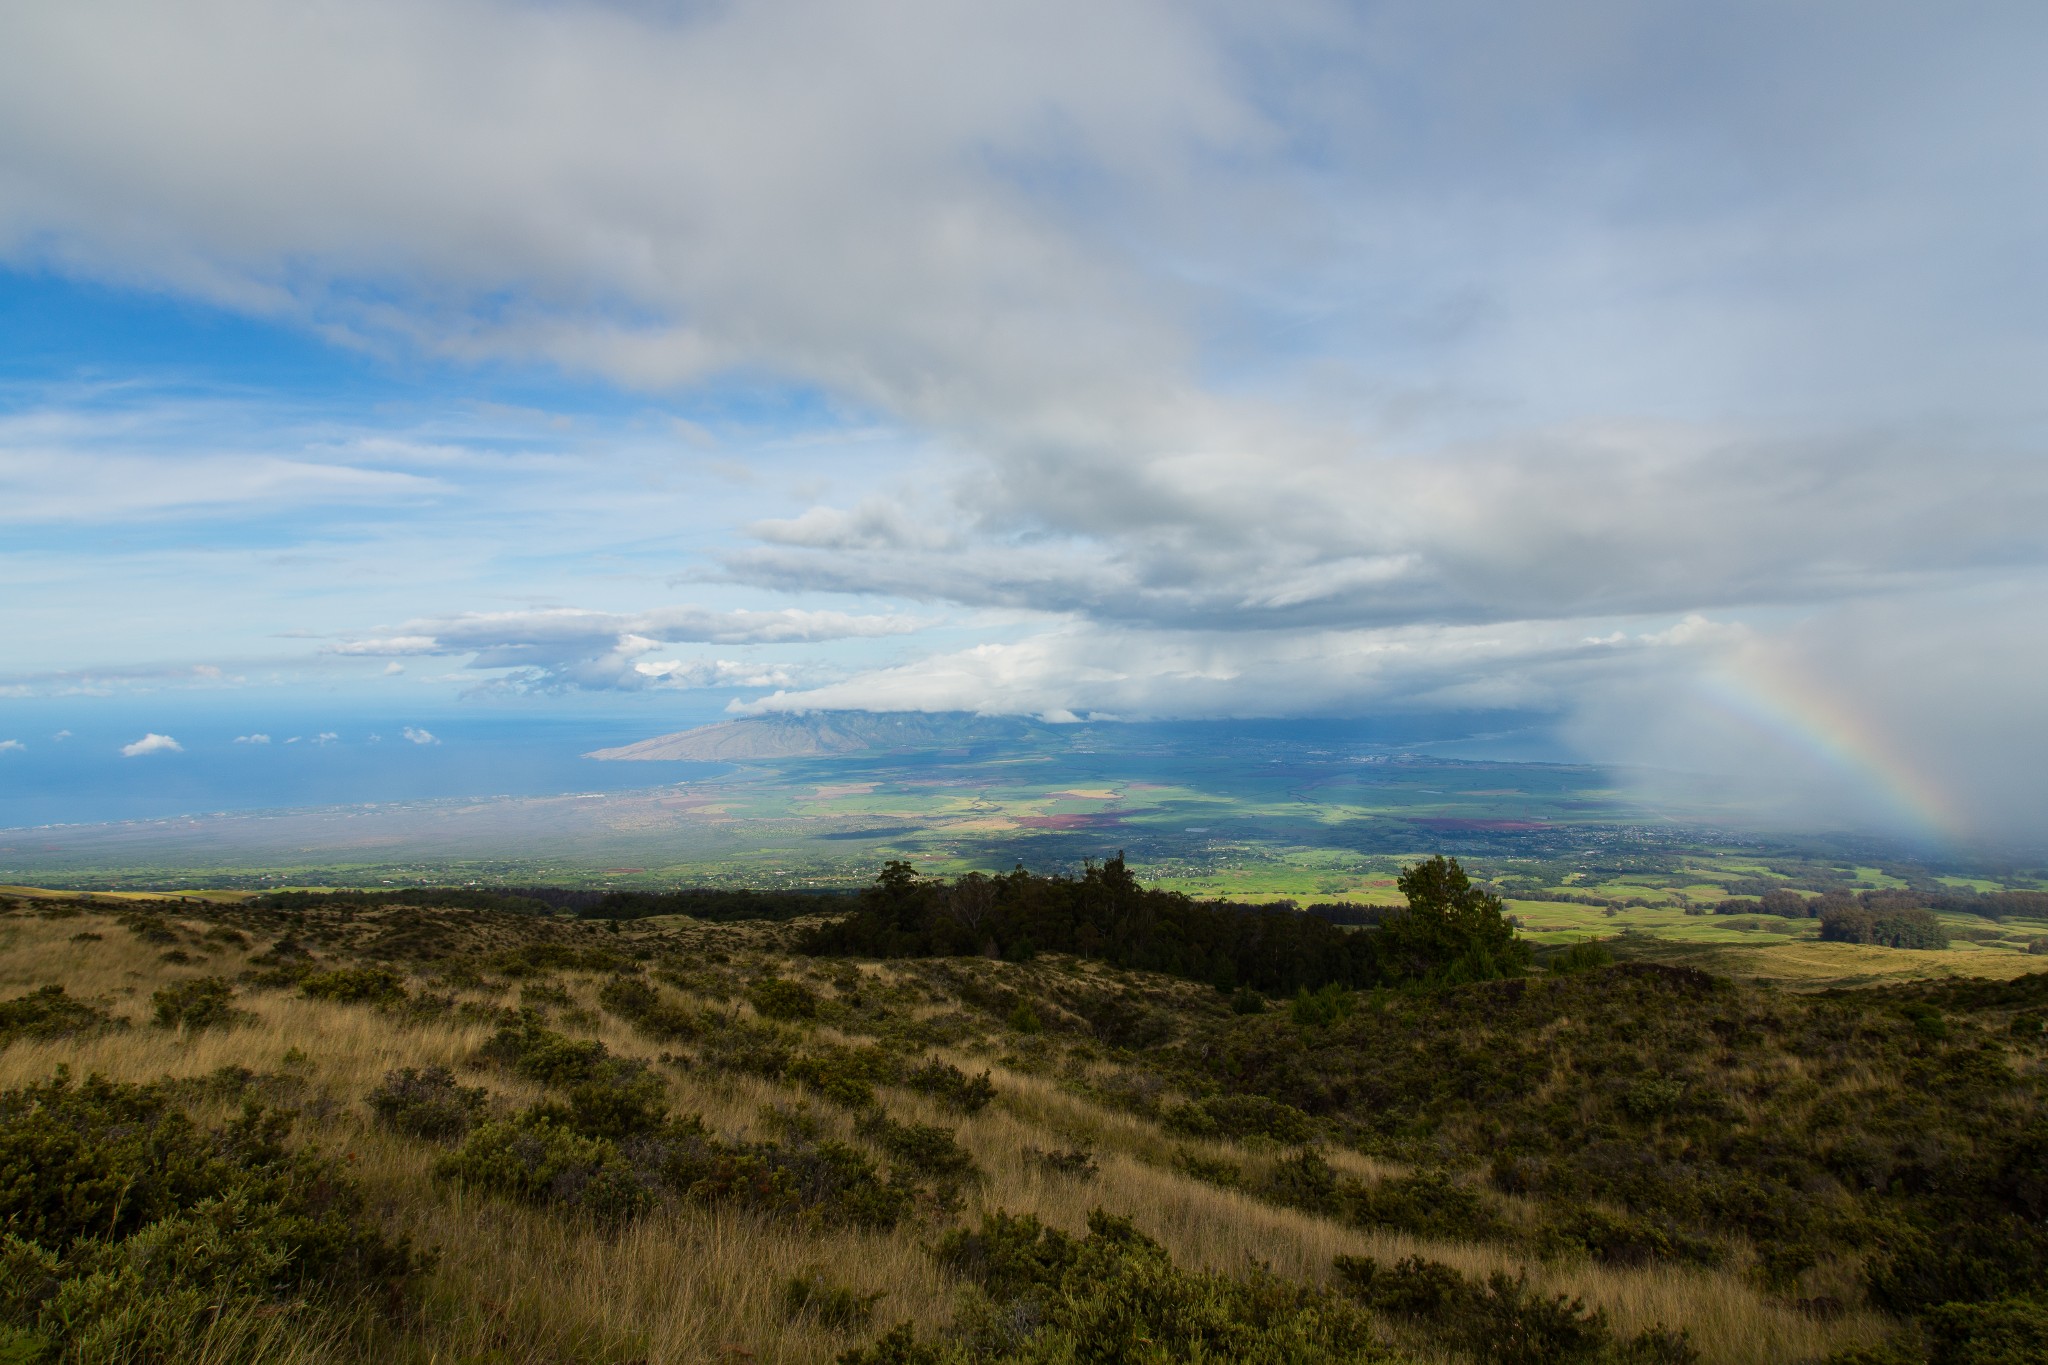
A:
[799, 854, 1528, 994]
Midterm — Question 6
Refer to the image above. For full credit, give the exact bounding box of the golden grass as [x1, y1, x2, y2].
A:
[0, 904, 1891, 1364]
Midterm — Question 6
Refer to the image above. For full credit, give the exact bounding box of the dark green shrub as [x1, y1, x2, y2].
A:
[1550, 941, 1615, 975]
[0, 1071, 426, 1360]
[435, 1113, 656, 1225]
[1026, 1146, 1098, 1180]
[148, 977, 243, 1032]
[856, 1112, 978, 1184]
[1621, 1075, 1687, 1120]
[1006, 1002, 1043, 1034]
[1923, 1297, 2048, 1365]
[787, 1044, 898, 1109]
[366, 1066, 489, 1142]
[1291, 982, 1354, 1028]
[1334, 1253, 1697, 1364]
[0, 986, 123, 1047]
[904, 1058, 997, 1114]
[478, 1011, 611, 1084]
[599, 975, 700, 1041]
[1166, 1093, 1320, 1143]
[783, 1273, 884, 1331]
[750, 976, 820, 1021]
[908, 1208, 1391, 1364]
[299, 964, 408, 1004]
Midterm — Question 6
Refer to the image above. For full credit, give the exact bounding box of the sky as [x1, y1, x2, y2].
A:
[2, 0, 2046, 845]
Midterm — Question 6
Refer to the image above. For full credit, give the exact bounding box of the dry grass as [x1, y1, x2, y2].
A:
[0, 902, 1890, 1364]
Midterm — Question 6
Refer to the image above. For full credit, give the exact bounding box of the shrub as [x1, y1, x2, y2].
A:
[904, 1057, 997, 1114]
[1026, 1146, 1099, 1181]
[0, 1071, 427, 1360]
[1334, 1254, 1697, 1365]
[148, 976, 244, 1032]
[1165, 1092, 1320, 1143]
[366, 1065, 489, 1142]
[598, 974, 702, 1042]
[1550, 941, 1615, 975]
[436, 1113, 656, 1226]
[902, 1208, 1394, 1364]
[783, 1273, 884, 1331]
[299, 964, 409, 1004]
[750, 976, 820, 1021]
[1922, 1297, 2048, 1365]
[786, 1044, 898, 1109]
[1291, 982, 1355, 1029]
[479, 1011, 611, 1084]
[1006, 1002, 1043, 1034]
[0, 986, 123, 1047]
[1230, 985, 1268, 1014]
[856, 1112, 978, 1184]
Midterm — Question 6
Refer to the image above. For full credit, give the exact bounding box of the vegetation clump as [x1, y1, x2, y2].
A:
[804, 854, 1527, 994]
[1333, 1254, 1697, 1364]
[300, 964, 410, 1004]
[148, 975, 245, 1032]
[0, 1070, 427, 1361]
[841, 1208, 1397, 1364]
[903, 1057, 997, 1114]
[366, 1065, 489, 1141]
[0, 986, 124, 1048]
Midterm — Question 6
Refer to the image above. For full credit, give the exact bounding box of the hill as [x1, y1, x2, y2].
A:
[4, 869, 2043, 1362]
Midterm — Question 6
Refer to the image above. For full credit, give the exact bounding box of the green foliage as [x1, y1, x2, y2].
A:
[598, 974, 700, 1040]
[786, 1043, 898, 1109]
[750, 976, 821, 1021]
[1291, 982, 1356, 1028]
[1230, 984, 1269, 1014]
[1922, 1297, 2048, 1365]
[366, 1065, 489, 1142]
[903, 1058, 997, 1114]
[783, 1273, 885, 1331]
[1549, 941, 1615, 975]
[435, 1112, 657, 1226]
[299, 964, 409, 1003]
[0, 987, 124, 1048]
[1004, 1001, 1042, 1033]
[1164, 1092, 1319, 1144]
[870, 1208, 1396, 1364]
[1820, 905, 1951, 949]
[1378, 856, 1533, 985]
[856, 1112, 978, 1184]
[1334, 1254, 1698, 1364]
[147, 976, 243, 1031]
[805, 854, 1529, 997]
[0, 1070, 426, 1361]
[1024, 1146, 1098, 1181]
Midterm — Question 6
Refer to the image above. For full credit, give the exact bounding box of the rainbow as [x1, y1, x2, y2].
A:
[1694, 651, 1962, 843]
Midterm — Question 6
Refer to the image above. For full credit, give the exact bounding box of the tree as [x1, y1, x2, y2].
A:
[1378, 856, 1530, 985]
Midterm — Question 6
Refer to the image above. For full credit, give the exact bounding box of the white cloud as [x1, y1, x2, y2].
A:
[120, 732, 183, 756]
[0, 739, 22, 752]
[331, 605, 926, 692]
[312, 731, 339, 745]
[401, 726, 439, 745]
[50, 730, 70, 740]
[382, 661, 404, 675]
[233, 733, 270, 744]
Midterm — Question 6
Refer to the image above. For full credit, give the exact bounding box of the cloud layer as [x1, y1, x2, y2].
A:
[332, 605, 923, 692]
[3, 1, 2046, 839]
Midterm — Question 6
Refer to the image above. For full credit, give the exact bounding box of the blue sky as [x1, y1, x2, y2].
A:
[3, 0, 2046, 842]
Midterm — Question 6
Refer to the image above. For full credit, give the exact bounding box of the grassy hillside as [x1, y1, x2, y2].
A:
[1, 883, 2041, 1362]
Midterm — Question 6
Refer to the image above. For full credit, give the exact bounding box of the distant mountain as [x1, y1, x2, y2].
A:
[585, 711, 1053, 761]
